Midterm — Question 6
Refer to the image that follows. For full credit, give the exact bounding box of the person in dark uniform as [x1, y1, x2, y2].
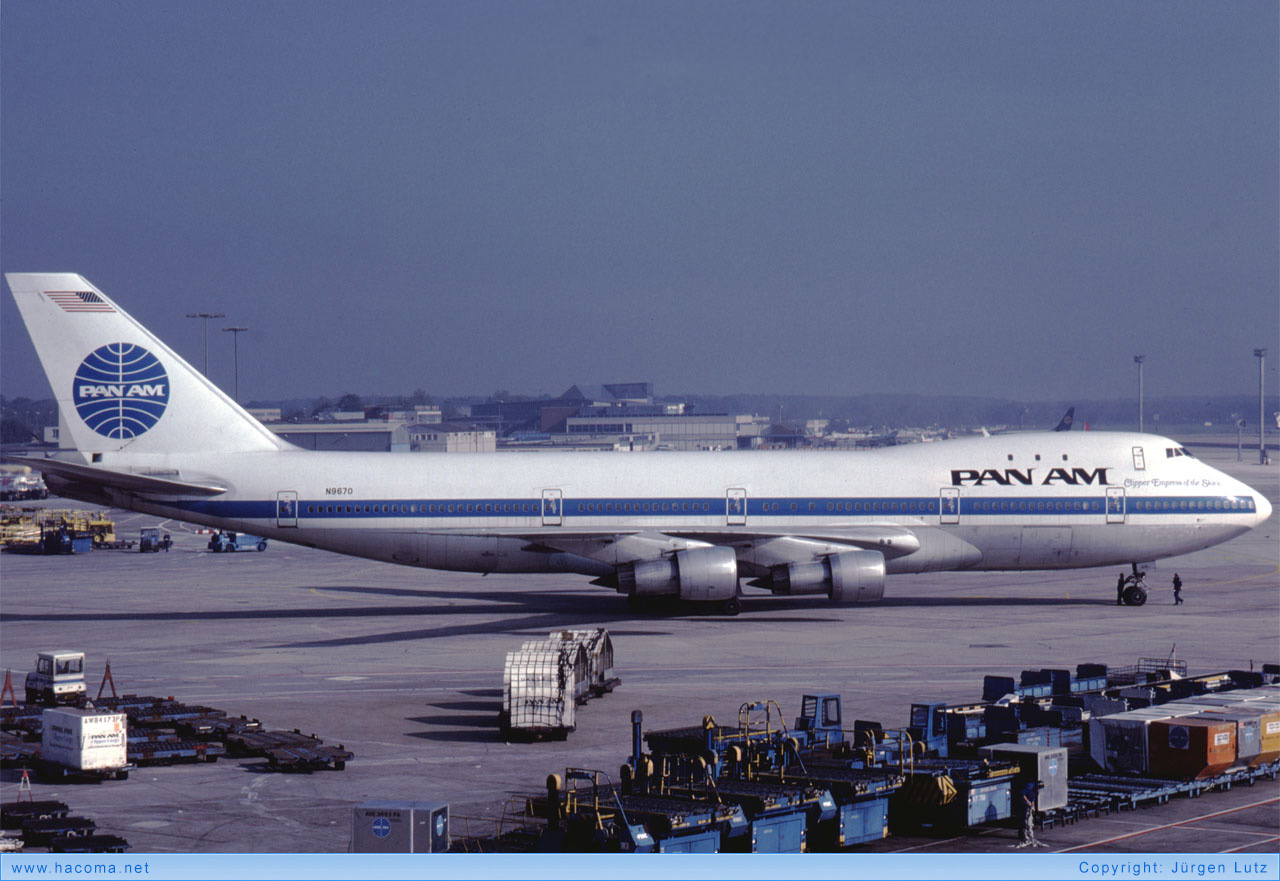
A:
[1015, 780, 1045, 847]
[1117, 572, 1127, 605]
[1173, 573, 1183, 605]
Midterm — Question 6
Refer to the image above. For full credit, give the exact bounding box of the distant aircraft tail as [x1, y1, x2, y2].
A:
[5, 273, 285, 457]
[1052, 407, 1075, 432]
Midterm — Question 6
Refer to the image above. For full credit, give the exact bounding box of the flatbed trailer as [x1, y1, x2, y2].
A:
[49, 833, 131, 853]
[226, 729, 351, 771]
[1, 800, 69, 828]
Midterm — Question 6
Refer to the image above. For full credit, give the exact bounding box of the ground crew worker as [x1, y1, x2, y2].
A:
[1015, 780, 1045, 847]
[1117, 572, 1126, 605]
[1173, 573, 1183, 605]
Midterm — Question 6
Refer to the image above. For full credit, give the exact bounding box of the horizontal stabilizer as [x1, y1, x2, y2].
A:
[4, 456, 227, 497]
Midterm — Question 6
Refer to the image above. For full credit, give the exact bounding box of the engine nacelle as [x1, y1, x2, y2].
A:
[771, 550, 886, 603]
[618, 546, 739, 602]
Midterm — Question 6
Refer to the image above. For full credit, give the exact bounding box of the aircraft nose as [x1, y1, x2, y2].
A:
[1255, 491, 1273, 525]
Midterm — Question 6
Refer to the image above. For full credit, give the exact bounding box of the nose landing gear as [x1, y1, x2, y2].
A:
[1120, 563, 1149, 606]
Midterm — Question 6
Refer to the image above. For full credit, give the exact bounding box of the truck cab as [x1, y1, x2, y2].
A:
[793, 693, 844, 748]
[25, 651, 87, 706]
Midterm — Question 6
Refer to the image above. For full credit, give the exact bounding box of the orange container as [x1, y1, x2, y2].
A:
[1147, 716, 1237, 780]
[1203, 705, 1280, 766]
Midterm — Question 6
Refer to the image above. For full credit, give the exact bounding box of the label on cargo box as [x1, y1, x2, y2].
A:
[1214, 732, 1230, 746]
[1268, 721, 1280, 735]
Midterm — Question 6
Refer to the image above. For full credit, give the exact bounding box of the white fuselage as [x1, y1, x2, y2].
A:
[75, 431, 1269, 584]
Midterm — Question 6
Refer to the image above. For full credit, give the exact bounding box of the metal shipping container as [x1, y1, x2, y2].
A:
[1197, 710, 1262, 764]
[41, 708, 127, 771]
[1147, 717, 1237, 780]
[351, 801, 449, 853]
[1200, 705, 1280, 766]
[978, 744, 1068, 811]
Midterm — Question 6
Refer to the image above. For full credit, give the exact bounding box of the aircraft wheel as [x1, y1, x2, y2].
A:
[1123, 585, 1148, 606]
[720, 597, 742, 616]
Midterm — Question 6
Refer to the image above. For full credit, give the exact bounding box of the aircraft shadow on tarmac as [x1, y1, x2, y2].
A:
[0, 587, 1117, 650]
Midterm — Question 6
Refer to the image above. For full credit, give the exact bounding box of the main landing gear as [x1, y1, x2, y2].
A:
[1120, 563, 1149, 606]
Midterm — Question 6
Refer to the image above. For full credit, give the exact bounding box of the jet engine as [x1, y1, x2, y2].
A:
[617, 546, 739, 602]
[769, 549, 886, 603]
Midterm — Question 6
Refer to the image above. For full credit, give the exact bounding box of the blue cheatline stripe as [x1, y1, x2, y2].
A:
[167, 494, 1257, 522]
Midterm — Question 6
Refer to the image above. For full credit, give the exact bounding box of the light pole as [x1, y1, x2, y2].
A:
[1134, 355, 1146, 433]
[186, 312, 225, 376]
[1255, 349, 1267, 465]
[223, 326, 248, 403]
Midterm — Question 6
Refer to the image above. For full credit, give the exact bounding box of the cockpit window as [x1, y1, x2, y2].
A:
[1165, 447, 1196, 459]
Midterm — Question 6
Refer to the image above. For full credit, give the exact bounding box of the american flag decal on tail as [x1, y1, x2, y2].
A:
[46, 291, 115, 312]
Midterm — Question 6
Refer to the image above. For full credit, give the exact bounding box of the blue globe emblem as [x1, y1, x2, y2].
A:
[73, 343, 170, 439]
[371, 817, 391, 838]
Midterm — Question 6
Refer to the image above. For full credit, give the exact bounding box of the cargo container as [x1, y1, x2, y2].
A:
[351, 801, 449, 853]
[548, 628, 620, 696]
[1200, 704, 1280, 766]
[41, 708, 129, 779]
[1148, 716, 1237, 780]
[1087, 710, 1175, 774]
[978, 744, 1068, 811]
[501, 650, 576, 739]
[1196, 710, 1262, 765]
[519, 640, 590, 704]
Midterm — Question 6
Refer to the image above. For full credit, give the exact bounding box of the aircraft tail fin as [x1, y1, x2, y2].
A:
[5, 273, 286, 457]
[1052, 407, 1075, 432]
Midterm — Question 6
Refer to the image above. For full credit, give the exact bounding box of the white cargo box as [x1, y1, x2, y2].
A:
[549, 628, 619, 696]
[520, 640, 590, 704]
[351, 801, 449, 853]
[502, 650, 576, 736]
[41, 707, 127, 771]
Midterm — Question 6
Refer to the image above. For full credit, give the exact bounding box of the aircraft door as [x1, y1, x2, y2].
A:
[940, 488, 959, 525]
[727, 488, 747, 526]
[1106, 487, 1126, 524]
[541, 489, 563, 526]
[276, 491, 298, 528]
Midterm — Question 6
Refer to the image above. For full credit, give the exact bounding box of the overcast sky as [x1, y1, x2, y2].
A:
[2, 1, 1277, 404]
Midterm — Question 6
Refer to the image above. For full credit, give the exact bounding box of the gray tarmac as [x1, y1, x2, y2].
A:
[1, 443, 1276, 855]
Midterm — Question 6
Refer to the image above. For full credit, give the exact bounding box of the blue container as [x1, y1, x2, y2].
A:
[839, 797, 889, 846]
[949, 777, 1012, 827]
[657, 828, 719, 853]
[749, 813, 806, 853]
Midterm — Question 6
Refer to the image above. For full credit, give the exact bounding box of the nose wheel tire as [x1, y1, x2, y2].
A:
[1122, 584, 1148, 606]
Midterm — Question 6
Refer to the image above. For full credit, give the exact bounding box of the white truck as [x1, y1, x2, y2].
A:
[40, 707, 132, 780]
[25, 651, 87, 706]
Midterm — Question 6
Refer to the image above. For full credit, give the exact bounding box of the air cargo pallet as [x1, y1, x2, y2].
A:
[225, 729, 351, 771]
[1, 800, 69, 828]
[49, 833, 130, 853]
[128, 736, 226, 766]
[19, 816, 95, 847]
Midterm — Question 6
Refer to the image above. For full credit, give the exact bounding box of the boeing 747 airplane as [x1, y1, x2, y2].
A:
[5, 273, 1272, 614]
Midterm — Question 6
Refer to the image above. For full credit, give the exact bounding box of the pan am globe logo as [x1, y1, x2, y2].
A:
[73, 343, 170, 439]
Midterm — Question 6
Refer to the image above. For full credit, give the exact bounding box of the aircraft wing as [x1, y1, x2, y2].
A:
[512, 525, 922, 565]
